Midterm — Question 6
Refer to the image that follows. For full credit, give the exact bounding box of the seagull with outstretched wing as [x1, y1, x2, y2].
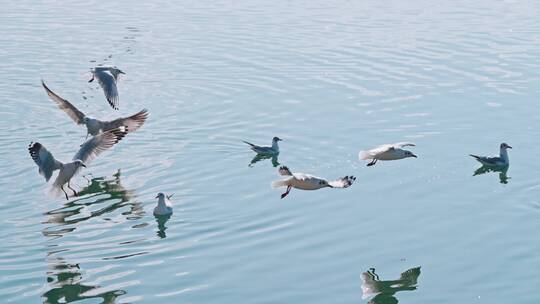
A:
[28, 127, 127, 200]
[89, 66, 125, 110]
[359, 142, 417, 166]
[272, 166, 356, 199]
[42, 80, 148, 139]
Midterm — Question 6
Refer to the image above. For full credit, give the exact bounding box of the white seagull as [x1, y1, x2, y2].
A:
[153, 193, 173, 216]
[42, 81, 148, 139]
[470, 143, 511, 167]
[28, 127, 127, 200]
[89, 66, 125, 110]
[272, 166, 356, 199]
[359, 142, 417, 166]
[243, 137, 282, 155]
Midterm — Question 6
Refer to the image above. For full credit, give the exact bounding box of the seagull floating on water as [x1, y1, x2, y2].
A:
[359, 142, 417, 166]
[470, 143, 511, 167]
[28, 127, 127, 200]
[42, 81, 148, 139]
[272, 166, 356, 199]
[89, 66, 125, 110]
[153, 193, 173, 216]
[243, 137, 282, 155]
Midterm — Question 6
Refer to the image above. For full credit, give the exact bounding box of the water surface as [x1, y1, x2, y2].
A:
[2, 1, 540, 303]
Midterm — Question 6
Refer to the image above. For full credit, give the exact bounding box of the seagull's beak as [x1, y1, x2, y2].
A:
[411, 154, 418, 158]
[507, 145, 512, 149]
[278, 138, 283, 141]
[119, 70, 125, 74]
[81, 163, 87, 168]
[155, 194, 159, 199]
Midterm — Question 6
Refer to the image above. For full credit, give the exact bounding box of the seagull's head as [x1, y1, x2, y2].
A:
[405, 151, 417, 158]
[82, 117, 90, 124]
[501, 143, 512, 150]
[155, 192, 165, 199]
[273, 137, 283, 143]
[74, 159, 87, 168]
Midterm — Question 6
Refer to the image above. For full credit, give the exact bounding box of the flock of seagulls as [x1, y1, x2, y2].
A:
[243, 136, 511, 198]
[29, 67, 513, 212]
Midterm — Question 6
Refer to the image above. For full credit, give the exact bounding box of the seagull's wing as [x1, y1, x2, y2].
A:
[470, 154, 501, 165]
[359, 144, 393, 159]
[103, 109, 149, 133]
[28, 142, 60, 182]
[242, 140, 257, 148]
[393, 142, 416, 148]
[42, 80, 85, 124]
[278, 166, 293, 176]
[94, 71, 119, 110]
[73, 127, 127, 165]
[328, 176, 356, 188]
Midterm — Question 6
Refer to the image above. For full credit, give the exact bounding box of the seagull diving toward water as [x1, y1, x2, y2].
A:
[243, 137, 282, 155]
[272, 166, 356, 199]
[28, 127, 127, 200]
[359, 142, 417, 166]
[153, 193, 173, 216]
[470, 143, 511, 167]
[89, 66, 125, 110]
[42, 80, 148, 139]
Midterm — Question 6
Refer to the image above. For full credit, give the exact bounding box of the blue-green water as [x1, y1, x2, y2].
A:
[2, 1, 540, 303]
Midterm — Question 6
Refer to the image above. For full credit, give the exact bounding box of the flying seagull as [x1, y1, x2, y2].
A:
[42, 80, 148, 139]
[359, 142, 417, 166]
[272, 166, 356, 199]
[243, 137, 282, 155]
[153, 193, 174, 216]
[89, 66, 125, 110]
[470, 143, 511, 167]
[28, 127, 127, 200]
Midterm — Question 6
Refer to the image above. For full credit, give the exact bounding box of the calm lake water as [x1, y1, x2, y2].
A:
[2, 1, 540, 303]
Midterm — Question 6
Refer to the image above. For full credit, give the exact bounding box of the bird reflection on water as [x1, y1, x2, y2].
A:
[43, 256, 126, 303]
[155, 214, 172, 239]
[473, 165, 510, 184]
[361, 267, 421, 304]
[248, 153, 280, 167]
[42, 170, 145, 303]
[43, 169, 144, 236]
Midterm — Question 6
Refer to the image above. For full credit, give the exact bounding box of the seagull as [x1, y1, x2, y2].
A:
[272, 166, 356, 199]
[153, 193, 173, 216]
[28, 127, 127, 200]
[42, 80, 148, 139]
[359, 142, 417, 166]
[89, 66, 125, 110]
[243, 137, 282, 155]
[470, 143, 511, 167]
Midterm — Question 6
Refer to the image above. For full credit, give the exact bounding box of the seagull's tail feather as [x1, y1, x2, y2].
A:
[359, 150, 372, 160]
[272, 179, 288, 188]
[242, 140, 255, 147]
[469, 154, 481, 161]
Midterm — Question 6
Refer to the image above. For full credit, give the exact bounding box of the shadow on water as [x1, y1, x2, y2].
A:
[361, 267, 421, 304]
[42, 170, 147, 303]
[248, 153, 280, 167]
[155, 214, 172, 239]
[43, 170, 145, 237]
[473, 165, 510, 184]
[43, 256, 126, 304]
